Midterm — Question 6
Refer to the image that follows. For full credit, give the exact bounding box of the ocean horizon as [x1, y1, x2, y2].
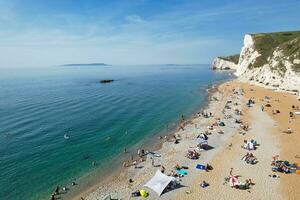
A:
[0, 64, 232, 200]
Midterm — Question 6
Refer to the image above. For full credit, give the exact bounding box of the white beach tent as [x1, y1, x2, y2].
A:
[196, 138, 208, 146]
[144, 170, 174, 196]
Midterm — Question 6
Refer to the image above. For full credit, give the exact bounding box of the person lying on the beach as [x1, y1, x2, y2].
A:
[200, 180, 209, 188]
[240, 123, 249, 131]
[235, 179, 254, 190]
[235, 119, 242, 124]
[168, 170, 181, 177]
[186, 150, 200, 159]
[271, 158, 296, 174]
[242, 153, 258, 164]
[242, 140, 256, 150]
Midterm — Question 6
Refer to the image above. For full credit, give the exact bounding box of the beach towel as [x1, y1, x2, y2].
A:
[176, 169, 188, 175]
[196, 164, 206, 170]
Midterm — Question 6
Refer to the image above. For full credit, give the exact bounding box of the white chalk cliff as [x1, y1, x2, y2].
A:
[212, 57, 237, 70]
[213, 31, 300, 97]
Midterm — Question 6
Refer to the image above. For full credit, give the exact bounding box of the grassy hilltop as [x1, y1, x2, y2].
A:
[249, 31, 300, 74]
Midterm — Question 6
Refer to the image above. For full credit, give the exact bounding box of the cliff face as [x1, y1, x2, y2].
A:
[212, 56, 238, 70]
[212, 54, 240, 70]
[235, 32, 300, 94]
[213, 31, 300, 97]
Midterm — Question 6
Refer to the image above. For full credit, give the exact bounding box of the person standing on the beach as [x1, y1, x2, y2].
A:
[261, 105, 264, 111]
[133, 160, 137, 168]
[150, 157, 155, 166]
[137, 149, 141, 157]
[55, 186, 59, 195]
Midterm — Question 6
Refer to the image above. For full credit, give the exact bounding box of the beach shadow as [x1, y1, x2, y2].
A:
[203, 145, 214, 151]
[161, 184, 187, 195]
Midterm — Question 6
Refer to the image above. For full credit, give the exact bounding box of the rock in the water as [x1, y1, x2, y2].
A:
[100, 80, 114, 84]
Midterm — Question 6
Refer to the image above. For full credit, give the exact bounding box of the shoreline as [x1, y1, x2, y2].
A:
[64, 78, 300, 200]
[78, 78, 242, 200]
[64, 79, 233, 200]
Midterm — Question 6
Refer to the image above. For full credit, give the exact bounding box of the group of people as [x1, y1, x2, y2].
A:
[242, 139, 257, 151]
[226, 168, 254, 190]
[242, 153, 258, 165]
[271, 155, 295, 174]
[51, 183, 76, 200]
[186, 149, 200, 160]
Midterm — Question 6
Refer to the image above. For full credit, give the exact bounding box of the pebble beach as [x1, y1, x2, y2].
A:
[75, 80, 300, 200]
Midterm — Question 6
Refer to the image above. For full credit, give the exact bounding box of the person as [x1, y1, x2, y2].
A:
[287, 127, 292, 134]
[179, 123, 184, 131]
[174, 163, 181, 170]
[92, 161, 96, 166]
[160, 165, 165, 173]
[200, 180, 209, 188]
[55, 186, 59, 195]
[124, 148, 127, 153]
[72, 182, 76, 186]
[130, 154, 133, 162]
[150, 157, 155, 167]
[242, 153, 250, 161]
[133, 160, 137, 168]
[261, 105, 264, 111]
[141, 149, 145, 156]
[272, 155, 279, 162]
[229, 168, 233, 176]
[51, 194, 55, 200]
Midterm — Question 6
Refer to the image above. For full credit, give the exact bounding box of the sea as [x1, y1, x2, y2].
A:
[0, 64, 232, 200]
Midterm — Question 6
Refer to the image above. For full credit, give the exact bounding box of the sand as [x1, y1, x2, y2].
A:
[74, 80, 300, 200]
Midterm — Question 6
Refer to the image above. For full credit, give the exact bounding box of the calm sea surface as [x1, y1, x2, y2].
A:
[0, 65, 232, 200]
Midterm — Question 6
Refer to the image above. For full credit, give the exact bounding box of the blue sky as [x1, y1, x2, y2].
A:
[0, 0, 300, 67]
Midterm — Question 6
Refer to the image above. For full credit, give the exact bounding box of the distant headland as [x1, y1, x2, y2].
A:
[61, 63, 110, 66]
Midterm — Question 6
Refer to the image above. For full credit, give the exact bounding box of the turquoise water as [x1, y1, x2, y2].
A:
[0, 65, 231, 200]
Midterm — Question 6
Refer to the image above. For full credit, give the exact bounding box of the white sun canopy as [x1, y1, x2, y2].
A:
[144, 170, 174, 196]
[196, 138, 208, 145]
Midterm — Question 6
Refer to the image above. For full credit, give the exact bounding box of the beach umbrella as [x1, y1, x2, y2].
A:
[229, 175, 238, 187]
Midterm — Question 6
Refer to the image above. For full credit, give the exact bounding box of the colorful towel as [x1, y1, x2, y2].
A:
[196, 164, 206, 170]
[176, 169, 188, 175]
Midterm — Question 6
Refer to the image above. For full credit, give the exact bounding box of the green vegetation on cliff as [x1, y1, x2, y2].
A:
[250, 31, 300, 74]
[219, 54, 240, 64]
